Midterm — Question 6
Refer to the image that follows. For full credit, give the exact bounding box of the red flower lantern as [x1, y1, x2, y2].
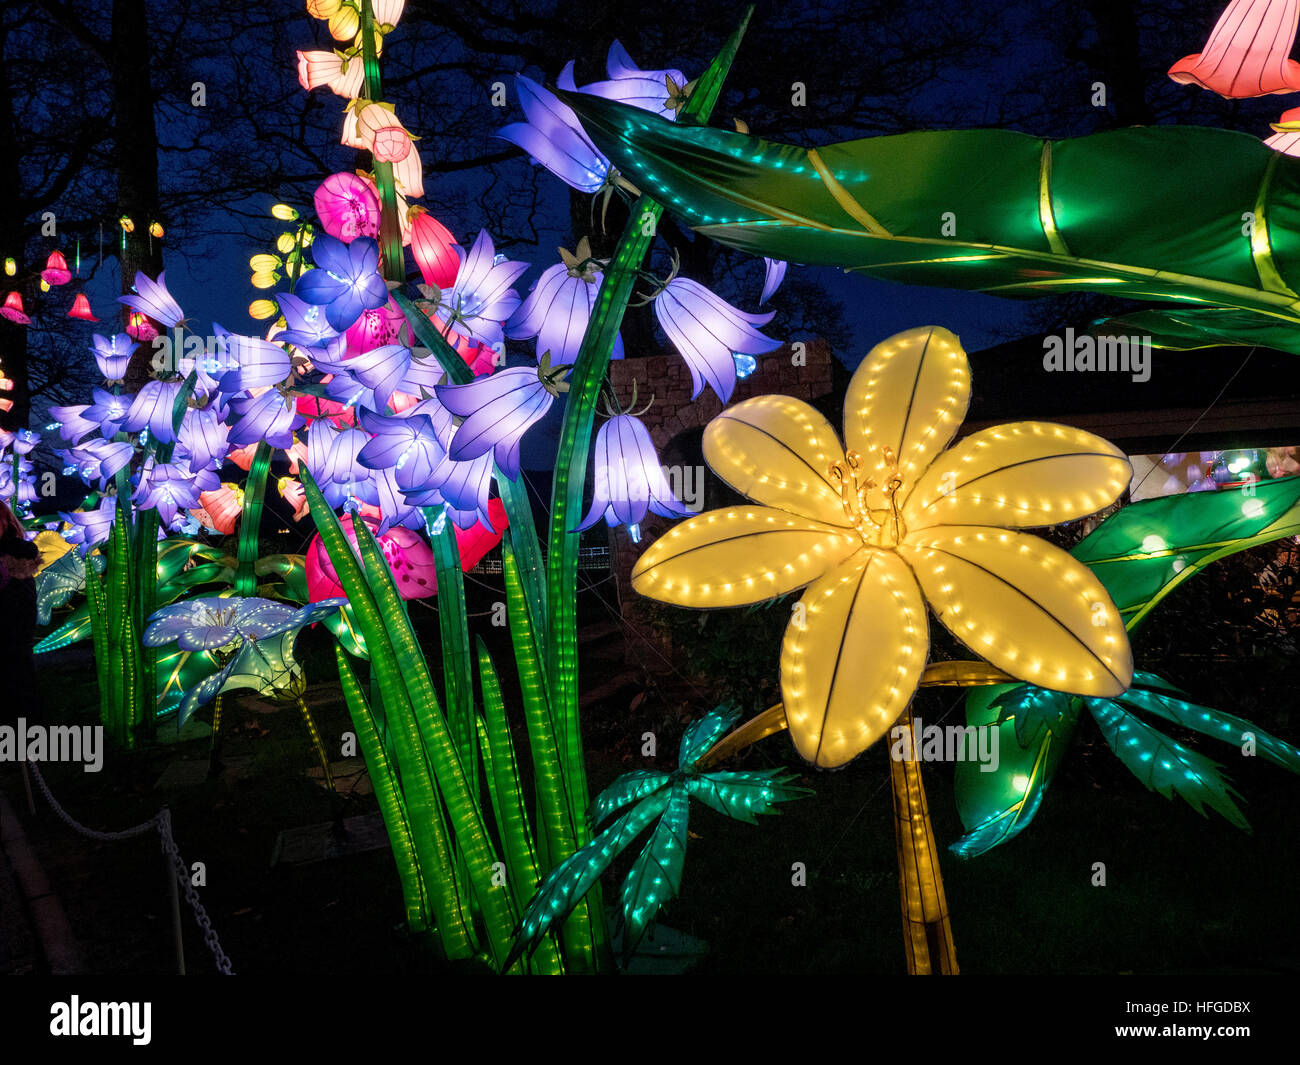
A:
[1, 291, 29, 324]
[410, 208, 460, 290]
[68, 293, 99, 321]
[41, 251, 72, 286]
[295, 390, 358, 429]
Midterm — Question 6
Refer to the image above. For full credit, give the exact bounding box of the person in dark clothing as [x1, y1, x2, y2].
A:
[0, 500, 40, 727]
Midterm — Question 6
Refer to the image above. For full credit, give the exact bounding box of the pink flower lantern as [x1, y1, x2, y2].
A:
[194, 484, 244, 535]
[306, 501, 507, 602]
[346, 297, 405, 353]
[125, 310, 158, 342]
[372, 125, 412, 163]
[278, 477, 310, 521]
[296, 50, 365, 99]
[1169, 0, 1300, 97]
[314, 172, 381, 243]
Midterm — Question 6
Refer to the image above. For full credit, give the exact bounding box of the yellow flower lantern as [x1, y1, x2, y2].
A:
[633, 325, 1134, 768]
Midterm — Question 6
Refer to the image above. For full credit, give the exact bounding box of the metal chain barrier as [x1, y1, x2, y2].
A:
[25, 761, 235, 974]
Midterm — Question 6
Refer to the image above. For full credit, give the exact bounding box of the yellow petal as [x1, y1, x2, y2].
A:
[328, 5, 359, 39]
[903, 421, 1131, 530]
[781, 549, 928, 768]
[900, 527, 1132, 697]
[703, 394, 851, 527]
[631, 506, 860, 609]
[844, 326, 970, 491]
[34, 530, 73, 573]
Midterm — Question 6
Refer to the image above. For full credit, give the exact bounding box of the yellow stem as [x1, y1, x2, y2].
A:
[297, 697, 335, 791]
[889, 706, 958, 975]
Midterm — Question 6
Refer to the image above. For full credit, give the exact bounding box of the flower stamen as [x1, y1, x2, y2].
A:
[829, 446, 905, 547]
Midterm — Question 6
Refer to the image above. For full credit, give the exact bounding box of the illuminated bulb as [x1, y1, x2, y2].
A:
[1141, 534, 1168, 553]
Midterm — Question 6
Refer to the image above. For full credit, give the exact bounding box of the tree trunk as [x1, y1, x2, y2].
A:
[0, 20, 30, 431]
[110, 0, 165, 387]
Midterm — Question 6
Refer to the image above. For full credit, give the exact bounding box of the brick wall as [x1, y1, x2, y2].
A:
[604, 339, 836, 669]
[607, 338, 834, 450]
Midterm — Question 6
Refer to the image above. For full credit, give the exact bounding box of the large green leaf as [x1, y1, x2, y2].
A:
[992, 683, 1076, 747]
[1087, 699, 1249, 830]
[951, 684, 1080, 858]
[565, 95, 1300, 345]
[1092, 307, 1300, 356]
[1072, 478, 1300, 630]
[156, 537, 224, 586]
[254, 553, 309, 604]
[321, 601, 367, 659]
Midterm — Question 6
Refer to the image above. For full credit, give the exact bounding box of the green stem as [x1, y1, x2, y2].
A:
[301, 470, 476, 958]
[503, 535, 606, 971]
[538, 7, 752, 968]
[349, 511, 520, 970]
[359, 0, 404, 281]
[336, 645, 430, 932]
[477, 638, 564, 975]
[133, 509, 159, 740]
[234, 441, 272, 597]
[426, 508, 478, 811]
[85, 564, 110, 734]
